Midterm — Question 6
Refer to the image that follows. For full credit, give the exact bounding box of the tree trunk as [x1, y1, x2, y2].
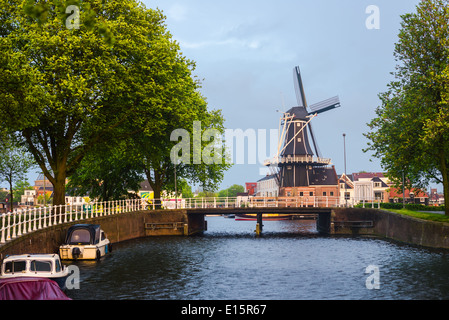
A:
[145, 170, 163, 209]
[52, 169, 67, 207]
[439, 150, 449, 216]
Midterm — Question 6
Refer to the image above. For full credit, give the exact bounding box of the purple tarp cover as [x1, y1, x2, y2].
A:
[0, 277, 71, 300]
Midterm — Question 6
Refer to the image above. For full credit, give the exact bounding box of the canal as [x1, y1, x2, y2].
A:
[65, 216, 449, 300]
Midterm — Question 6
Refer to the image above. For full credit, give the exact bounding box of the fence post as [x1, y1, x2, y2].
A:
[63, 205, 67, 223]
[1, 214, 5, 243]
[22, 209, 28, 235]
[17, 210, 22, 237]
[43, 207, 47, 228]
[53, 206, 58, 226]
[12, 210, 17, 239]
[27, 208, 32, 233]
[6, 213, 11, 241]
[38, 207, 42, 230]
[33, 208, 37, 231]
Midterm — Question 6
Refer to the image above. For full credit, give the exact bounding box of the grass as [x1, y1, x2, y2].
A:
[386, 208, 449, 223]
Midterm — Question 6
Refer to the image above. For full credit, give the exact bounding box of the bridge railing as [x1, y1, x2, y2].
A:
[0, 196, 382, 245]
[0, 199, 144, 244]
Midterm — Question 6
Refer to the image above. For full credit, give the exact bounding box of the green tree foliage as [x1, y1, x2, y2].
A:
[218, 184, 245, 197]
[13, 180, 33, 203]
[178, 179, 193, 199]
[0, 0, 229, 205]
[66, 140, 143, 201]
[0, 135, 35, 211]
[364, 0, 449, 214]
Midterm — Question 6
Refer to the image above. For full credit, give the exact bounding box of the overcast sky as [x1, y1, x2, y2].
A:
[144, 0, 422, 190]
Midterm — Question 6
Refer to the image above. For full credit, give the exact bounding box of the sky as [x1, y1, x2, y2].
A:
[16, 0, 431, 192]
[143, 0, 422, 190]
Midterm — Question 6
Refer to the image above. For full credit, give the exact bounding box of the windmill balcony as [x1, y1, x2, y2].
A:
[265, 155, 332, 166]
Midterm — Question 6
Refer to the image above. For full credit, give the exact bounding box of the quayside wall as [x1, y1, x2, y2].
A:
[331, 208, 449, 249]
[0, 210, 205, 259]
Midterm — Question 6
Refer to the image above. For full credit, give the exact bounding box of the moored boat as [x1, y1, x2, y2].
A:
[0, 277, 71, 300]
[59, 224, 111, 261]
[0, 254, 69, 290]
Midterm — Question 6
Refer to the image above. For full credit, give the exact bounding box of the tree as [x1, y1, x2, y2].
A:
[0, 136, 35, 211]
[0, 0, 190, 206]
[13, 180, 33, 203]
[364, 0, 449, 214]
[218, 184, 245, 197]
[178, 179, 194, 199]
[66, 140, 144, 201]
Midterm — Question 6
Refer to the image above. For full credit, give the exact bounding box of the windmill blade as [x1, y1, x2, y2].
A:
[293, 66, 308, 108]
[309, 96, 340, 115]
[307, 122, 322, 158]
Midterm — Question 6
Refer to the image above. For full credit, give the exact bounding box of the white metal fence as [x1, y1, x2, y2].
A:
[0, 196, 381, 245]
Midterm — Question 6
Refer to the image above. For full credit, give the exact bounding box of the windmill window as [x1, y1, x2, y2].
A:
[297, 138, 302, 142]
[287, 166, 292, 170]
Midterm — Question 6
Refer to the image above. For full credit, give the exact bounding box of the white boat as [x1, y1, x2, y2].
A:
[59, 224, 111, 261]
[0, 254, 69, 290]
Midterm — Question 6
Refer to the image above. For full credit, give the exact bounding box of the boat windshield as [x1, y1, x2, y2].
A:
[68, 228, 92, 244]
[4, 261, 27, 274]
[30, 260, 52, 272]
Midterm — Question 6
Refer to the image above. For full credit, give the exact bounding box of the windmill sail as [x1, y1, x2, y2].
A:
[293, 66, 307, 108]
[309, 96, 341, 115]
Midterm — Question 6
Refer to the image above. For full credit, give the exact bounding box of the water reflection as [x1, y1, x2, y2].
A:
[65, 216, 449, 300]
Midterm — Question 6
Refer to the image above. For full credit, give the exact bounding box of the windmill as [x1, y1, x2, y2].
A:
[265, 66, 341, 190]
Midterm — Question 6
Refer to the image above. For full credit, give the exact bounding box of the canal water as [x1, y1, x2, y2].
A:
[65, 216, 449, 300]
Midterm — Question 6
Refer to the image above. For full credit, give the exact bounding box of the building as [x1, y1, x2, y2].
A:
[65, 196, 89, 206]
[137, 180, 154, 200]
[21, 189, 36, 206]
[388, 187, 429, 205]
[34, 173, 54, 203]
[338, 174, 354, 204]
[256, 174, 279, 197]
[245, 183, 257, 196]
[429, 188, 444, 206]
[352, 172, 390, 202]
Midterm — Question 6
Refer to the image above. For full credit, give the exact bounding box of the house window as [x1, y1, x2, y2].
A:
[323, 192, 327, 196]
[330, 192, 334, 196]
[300, 192, 303, 197]
[309, 192, 313, 196]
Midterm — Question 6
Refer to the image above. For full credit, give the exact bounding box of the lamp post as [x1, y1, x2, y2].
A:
[174, 154, 178, 209]
[402, 170, 405, 209]
[343, 133, 347, 207]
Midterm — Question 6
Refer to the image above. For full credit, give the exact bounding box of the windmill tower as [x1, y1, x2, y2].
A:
[265, 66, 341, 197]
